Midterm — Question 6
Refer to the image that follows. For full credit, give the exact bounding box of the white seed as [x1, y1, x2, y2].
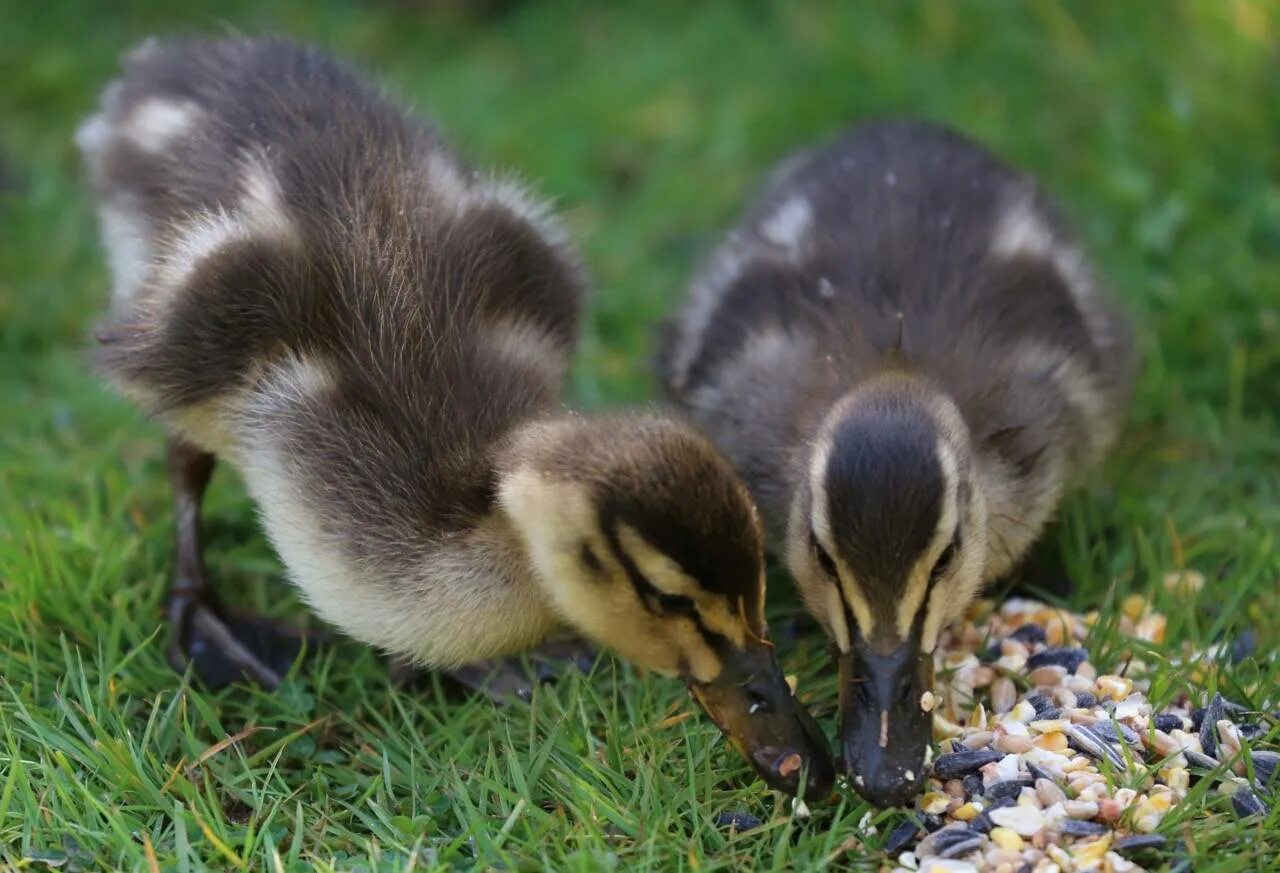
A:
[1035, 778, 1067, 807]
[996, 732, 1034, 754]
[1064, 800, 1100, 819]
[989, 804, 1045, 836]
[991, 678, 1017, 713]
[1008, 700, 1037, 724]
[960, 730, 995, 750]
[920, 690, 937, 712]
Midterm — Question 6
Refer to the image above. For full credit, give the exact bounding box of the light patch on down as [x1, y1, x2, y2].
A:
[759, 196, 812, 254]
[664, 235, 757, 393]
[95, 200, 153, 307]
[237, 356, 559, 667]
[157, 154, 299, 294]
[482, 319, 569, 385]
[989, 194, 1099, 322]
[123, 99, 201, 154]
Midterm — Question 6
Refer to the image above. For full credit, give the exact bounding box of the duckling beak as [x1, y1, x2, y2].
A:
[686, 645, 835, 799]
[838, 632, 933, 808]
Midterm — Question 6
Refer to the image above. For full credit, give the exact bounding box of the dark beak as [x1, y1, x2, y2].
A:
[687, 644, 835, 799]
[838, 631, 934, 808]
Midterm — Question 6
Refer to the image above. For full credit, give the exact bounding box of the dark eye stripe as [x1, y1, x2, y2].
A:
[602, 528, 737, 655]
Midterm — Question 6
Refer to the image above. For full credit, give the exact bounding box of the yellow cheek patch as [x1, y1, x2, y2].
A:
[616, 524, 700, 596]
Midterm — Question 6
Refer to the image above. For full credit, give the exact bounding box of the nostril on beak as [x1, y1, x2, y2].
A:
[775, 751, 803, 779]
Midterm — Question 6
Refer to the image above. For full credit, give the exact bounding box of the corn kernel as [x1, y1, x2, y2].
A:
[920, 791, 950, 815]
[1121, 594, 1147, 622]
[990, 826, 1024, 851]
[1033, 731, 1069, 752]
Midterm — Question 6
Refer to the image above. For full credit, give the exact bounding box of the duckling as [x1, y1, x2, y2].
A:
[659, 120, 1134, 806]
[77, 37, 834, 798]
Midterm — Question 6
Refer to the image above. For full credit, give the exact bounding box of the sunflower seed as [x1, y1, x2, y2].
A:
[1154, 713, 1183, 733]
[933, 749, 1003, 779]
[1251, 750, 1279, 788]
[1199, 694, 1226, 758]
[1009, 623, 1048, 645]
[1229, 629, 1256, 664]
[1026, 647, 1088, 674]
[984, 779, 1032, 804]
[1184, 749, 1220, 771]
[1113, 834, 1168, 854]
[1023, 760, 1055, 785]
[884, 820, 921, 855]
[714, 810, 761, 831]
[1073, 691, 1097, 709]
[1233, 787, 1268, 818]
[1238, 722, 1266, 741]
[1058, 819, 1107, 837]
[917, 826, 982, 859]
[1067, 724, 1128, 770]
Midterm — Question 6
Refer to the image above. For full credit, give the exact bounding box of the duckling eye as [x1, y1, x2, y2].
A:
[580, 543, 604, 574]
[931, 533, 960, 580]
[657, 593, 697, 615]
[809, 530, 839, 579]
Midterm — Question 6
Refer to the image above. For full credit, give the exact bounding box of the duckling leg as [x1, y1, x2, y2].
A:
[390, 638, 597, 704]
[165, 438, 306, 689]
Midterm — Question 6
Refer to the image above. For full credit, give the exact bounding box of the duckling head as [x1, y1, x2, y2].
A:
[498, 415, 834, 798]
[786, 373, 988, 807]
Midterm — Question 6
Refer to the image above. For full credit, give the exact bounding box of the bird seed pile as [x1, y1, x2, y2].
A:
[880, 572, 1276, 873]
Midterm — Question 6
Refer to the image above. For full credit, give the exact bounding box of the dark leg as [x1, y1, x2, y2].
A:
[165, 438, 306, 688]
[391, 638, 598, 704]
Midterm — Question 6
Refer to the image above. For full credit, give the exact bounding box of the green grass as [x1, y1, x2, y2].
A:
[2, 0, 1279, 869]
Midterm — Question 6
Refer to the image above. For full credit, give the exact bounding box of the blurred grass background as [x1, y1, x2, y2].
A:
[1, 1, 1278, 869]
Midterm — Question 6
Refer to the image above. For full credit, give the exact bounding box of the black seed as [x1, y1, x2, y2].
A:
[1025, 761, 1055, 784]
[933, 749, 1003, 779]
[1059, 819, 1107, 837]
[1251, 750, 1279, 788]
[1010, 623, 1048, 645]
[938, 835, 983, 859]
[967, 798, 1014, 835]
[1026, 647, 1089, 674]
[918, 826, 983, 859]
[1026, 692, 1053, 714]
[1238, 723, 1266, 741]
[1200, 694, 1226, 758]
[1154, 714, 1183, 733]
[985, 779, 1033, 804]
[1232, 787, 1268, 818]
[1113, 834, 1168, 854]
[923, 813, 946, 832]
[1090, 720, 1140, 746]
[1073, 691, 1097, 709]
[1191, 708, 1206, 732]
[883, 820, 920, 855]
[1067, 724, 1127, 770]
[962, 773, 985, 798]
[1185, 750, 1221, 771]
[1230, 630, 1257, 664]
[1037, 706, 1064, 721]
[714, 811, 761, 832]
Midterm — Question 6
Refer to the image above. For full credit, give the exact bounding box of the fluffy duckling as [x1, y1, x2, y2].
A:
[659, 120, 1134, 805]
[78, 37, 833, 797]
